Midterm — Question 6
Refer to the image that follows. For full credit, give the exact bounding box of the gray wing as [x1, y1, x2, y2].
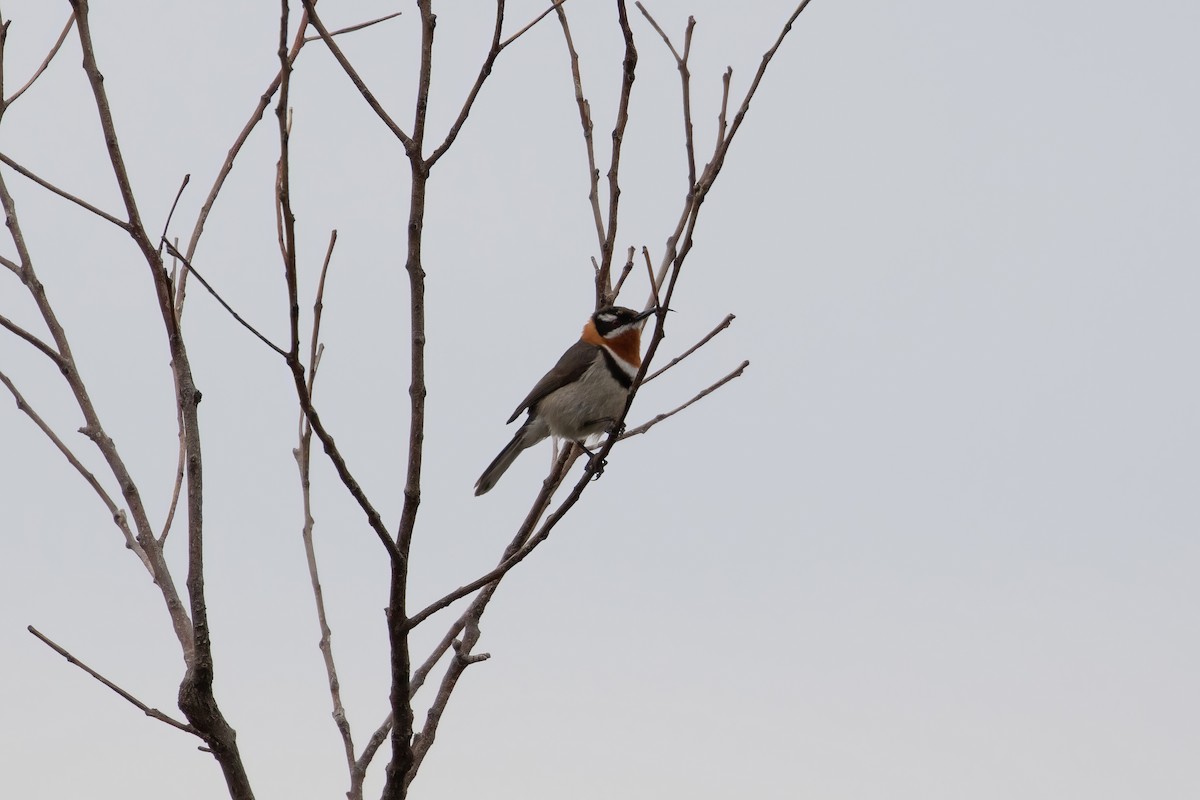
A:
[506, 341, 599, 424]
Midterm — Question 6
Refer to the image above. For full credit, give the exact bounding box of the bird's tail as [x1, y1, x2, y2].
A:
[474, 419, 545, 495]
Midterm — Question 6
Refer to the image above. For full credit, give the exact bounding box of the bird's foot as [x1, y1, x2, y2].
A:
[574, 441, 608, 480]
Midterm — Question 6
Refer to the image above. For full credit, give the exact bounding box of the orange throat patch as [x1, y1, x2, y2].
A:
[581, 319, 642, 368]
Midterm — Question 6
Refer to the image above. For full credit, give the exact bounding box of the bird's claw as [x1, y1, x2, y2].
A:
[588, 454, 608, 480]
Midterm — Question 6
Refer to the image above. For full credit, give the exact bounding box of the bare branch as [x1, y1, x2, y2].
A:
[153, 175, 192, 546]
[267, 17, 402, 570]
[0, 138, 193, 658]
[640, 245, 661, 311]
[159, 239, 189, 549]
[170, 238, 190, 317]
[406, 624, 490, 790]
[157, 174, 189, 256]
[3, 11, 76, 106]
[381, 2, 442, 792]
[159, 407, 185, 547]
[0, 311, 63, 365]
[28, 626, 196, 735]
[163, 240, 288, 357]
[680, 18, 697, 185]
[287, 365, 404, 562]
[611, 246, 635, 303]
[302, 11, 403, 42]
[308, 231, 338, 392]
[702, 0, 815, 187]
[0, 152, 128, 229]
[643, 313, 734, 383]
[634, 4, 696, 187]
[554, 6, 606, 253]
[623, 360, 748, 439]
[427, 1, 508, 168]
[715, 67, 731, 158]
[299, 0, 415, 150]
[426, 1, 565, 168]
[406, 449, 573, 631]
[634, 3, 681, 61]
[0, 369, 151, 571]
[70, 3, 250, 792]
[501, 0, 567, 48]
[352, 717, 393, 797]
[28, 626, 199, 735]
[294, 228, 357, 785]
[183, 6, 311, 262]
[596, 0, 637, 305]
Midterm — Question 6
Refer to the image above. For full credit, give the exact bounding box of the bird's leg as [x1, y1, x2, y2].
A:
[573, 439, 607, 481]
[576, 417, 625, 481]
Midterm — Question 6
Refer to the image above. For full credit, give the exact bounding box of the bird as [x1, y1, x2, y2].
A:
[474, 305, 657, 495]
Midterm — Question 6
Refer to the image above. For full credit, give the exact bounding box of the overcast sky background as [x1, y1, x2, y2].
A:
[2, 1, 1198, 798]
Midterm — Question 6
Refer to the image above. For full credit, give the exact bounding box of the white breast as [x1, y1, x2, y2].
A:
[536, 357, 630, 442]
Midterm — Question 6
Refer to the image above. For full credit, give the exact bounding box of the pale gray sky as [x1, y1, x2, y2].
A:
[2, 2, 1198, 798]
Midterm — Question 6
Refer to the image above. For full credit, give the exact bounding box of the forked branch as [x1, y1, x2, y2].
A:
[28, 626, 198, 736]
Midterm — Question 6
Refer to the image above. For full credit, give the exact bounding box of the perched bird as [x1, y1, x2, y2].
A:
[474, 305, 656, 495]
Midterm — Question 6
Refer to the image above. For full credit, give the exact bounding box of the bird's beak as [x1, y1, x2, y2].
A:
[635, 306, 659, 322]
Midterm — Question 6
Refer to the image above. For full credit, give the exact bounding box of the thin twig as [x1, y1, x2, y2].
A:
[160, 246, 187, 547]
[595, 0, 637, 306]
[406, 449, 573, 631]
[634, 5, 696, 187]
[183, 6, 311, 262]
[266, 11, 404, 569]
[714, 67, 731, 164]
[680, 18, 696, 186]
[157, 176, 191, 546]
[28, 625, 197, 735]
[406, 624, 490, 790]
[299, 0, 414, 150]
[0, 369, 151, 572]
[427, 1, 508, 167]
[622, 360, 748, 439]
[157, 174, 189, 257]
[0, 152, 128, 229]
[308, 231, 338, 394]
[159, 403, 185, 547]
[426, 1, 564, 168]
[294, 228, 357, 786]
[172, 237, 190, 318]
[3, 12, 76, 106]
[643, 313, 734, 383]
[640, 245, 661, 311]
[610, 246, 635, 304]
[0, 311, 64, 365]
[554, 6, 606, 254]
[501, 0, 567, 47]
[352, 717, 393, 796]
[163, 240, 288, 357]
[302, 11, 402, 42]
[701, 0, 815, 189]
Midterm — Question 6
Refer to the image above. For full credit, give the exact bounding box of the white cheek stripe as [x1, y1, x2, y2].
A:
[600, 343, 640, 378]
[606, 318, 648, 337]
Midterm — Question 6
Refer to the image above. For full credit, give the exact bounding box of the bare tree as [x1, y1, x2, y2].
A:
[0, 2, 813, 798]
